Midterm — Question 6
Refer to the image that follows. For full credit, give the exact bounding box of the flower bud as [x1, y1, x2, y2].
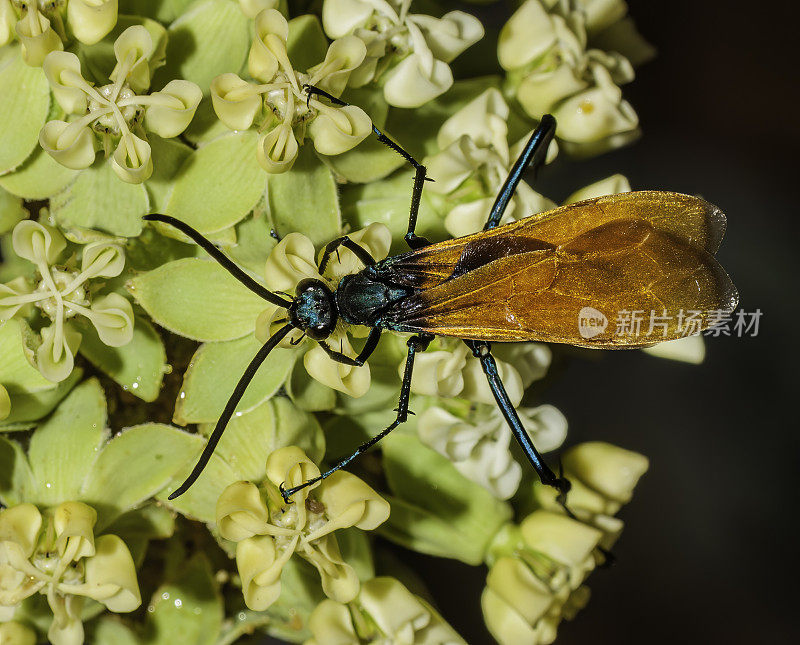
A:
[145, 80, 202, 138]
[37, 323, 82, 382]
[248, 9, 290, 83]
[497, 0, 558, 71]
[411, 11, 484, 63]
[304, 340, 370, 397]
[309, 104, 371, 155]
[517, 65, 588, 116]
[68, 0, 118, 45]
[12, 220, 66, 265]
[311, 35, 367, 97]
[216, 481, 270, 542]
[210, 73, 262, 131]
[83, 534, 141, 612]
[111, 25, 154, 93]
[321, 0, 373, 39]
[562, 442, 649, 505]
[16, 11, 63, 66]
[81, 242, 126, 278]
[54, 502, 97, 561]
[39, 120, 97, 170]
[383, 52, 453, 108]
[256, 122, 299, 173]
[43, 51, 88, 115]
[88, 293, 134, 347]
[263, 232, 320, 291]
[111, 133, 153, 183]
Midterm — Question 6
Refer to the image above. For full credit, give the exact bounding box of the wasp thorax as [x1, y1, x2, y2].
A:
[289, 278, 337, 341]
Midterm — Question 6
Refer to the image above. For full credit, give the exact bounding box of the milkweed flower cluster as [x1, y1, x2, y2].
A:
[322, 0, 483, 108]
[0, 220, 132, 382]
[482, 442, 649, 644]
[0, 0, 117, 65]
[0, 1, 661, 642]
[211, 8, 372, 173]
[499, 0, 645, 155]
[216, 446, 390, 610]
[0, 502, 140, 645]
[305, 577, 466, 644]
[39, 25, 201, 183]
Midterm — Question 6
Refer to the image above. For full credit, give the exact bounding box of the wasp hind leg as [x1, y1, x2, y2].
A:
[484, 115, 557, 231]
[281, 333, 431, 503]
[466, 340, 570, 496]
[303, 84, 432, 250]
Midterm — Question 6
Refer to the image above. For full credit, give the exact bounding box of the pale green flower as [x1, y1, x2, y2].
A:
[0, 502, 140, 645]
[499, 0, 639, 154]
[39, 26, 201, 183]
[210, 8, 371, 173]
[256, 223, 391, 397]
[0, 220, 132, 382]
[530, 441, 649, 550]
[424, 88, 556, 237]
[305, 577, 466, 645]
[322, 0, 483, 108]
[216, 446, 390, 610]
[418, 403, 567, 500]
[482, 511, 601, 645]
[0, 0, 117, 66]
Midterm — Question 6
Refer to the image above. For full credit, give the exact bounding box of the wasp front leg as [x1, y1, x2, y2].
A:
[303, 84, 432, 250]
[318, 236, 376, 275]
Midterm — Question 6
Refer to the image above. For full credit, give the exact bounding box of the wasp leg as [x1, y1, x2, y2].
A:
[281, 333, 431, 503]
[168, 324, 295, 500]
[320, 327, 382, 367]
[484, 115, 557, 231]
[318, 236, 376, 274]
[303, 84, 431, 250]
[466, 340, 570, 496]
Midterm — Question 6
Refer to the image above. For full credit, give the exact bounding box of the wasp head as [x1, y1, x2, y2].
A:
[289, 278, 338, 340]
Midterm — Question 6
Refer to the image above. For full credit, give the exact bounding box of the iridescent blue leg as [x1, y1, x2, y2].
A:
[467, 340, 570, 495]
[484, 114, 557, 230]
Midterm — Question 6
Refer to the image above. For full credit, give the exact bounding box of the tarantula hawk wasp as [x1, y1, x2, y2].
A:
[145, 84, 737, 505]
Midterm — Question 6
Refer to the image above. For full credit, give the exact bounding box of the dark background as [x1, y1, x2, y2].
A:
[397, 2, 800, 644]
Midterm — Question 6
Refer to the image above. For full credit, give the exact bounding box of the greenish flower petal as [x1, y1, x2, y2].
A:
[67, 0, 118, 46]
[36, 323, 82, 383]
[26, 379, 107, 506]
[50, 161, 149, 237]
[127, 257, 267, 342]
[164, 131, 264, 235]
[83, 534, 140, 612]
[145, 79, 202, 138]
[39, 120, 97, 170]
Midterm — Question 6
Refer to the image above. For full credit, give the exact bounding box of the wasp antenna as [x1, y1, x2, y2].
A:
[168, 324, 295, 500]
[144, 214, 292, 309]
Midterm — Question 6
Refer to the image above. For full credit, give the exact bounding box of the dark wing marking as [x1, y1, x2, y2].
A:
[370, 191, 727, 291]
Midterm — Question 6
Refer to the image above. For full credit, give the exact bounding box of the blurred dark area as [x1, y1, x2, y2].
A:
[403, 2, 799, 644]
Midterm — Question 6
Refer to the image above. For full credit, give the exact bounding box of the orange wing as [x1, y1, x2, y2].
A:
[373, 191, 727, 290]
[376, 194, 737, 348]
